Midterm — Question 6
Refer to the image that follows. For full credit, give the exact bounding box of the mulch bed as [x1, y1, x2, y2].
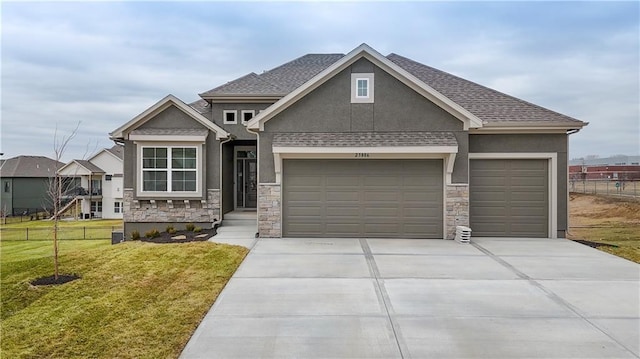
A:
[31, 274, 81, 286]
[573, 239, 619, 248]
[140, 228, 217, 244]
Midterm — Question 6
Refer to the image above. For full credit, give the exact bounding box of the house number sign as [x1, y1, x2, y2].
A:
[355, 153, 370, 158]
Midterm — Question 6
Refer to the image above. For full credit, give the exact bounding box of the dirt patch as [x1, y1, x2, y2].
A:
[569, 193, 640, 263]
[140, 228, 217, 244]
[31, 274, 81, 286]
[572, 240, 618, 249]
[569, 193, 640, 226]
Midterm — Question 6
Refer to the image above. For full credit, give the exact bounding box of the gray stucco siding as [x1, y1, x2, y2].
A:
[207, 103, 269, 140]
[469, 133, 569, 236]
[138, 105, 203, 130]
[122, 105, 223, 198]
[371, 66, 463, 133]
[259, 58, 467, 183]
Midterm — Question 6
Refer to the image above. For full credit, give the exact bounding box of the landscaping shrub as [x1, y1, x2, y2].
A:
[166, 225, 177, 234]
[145, 229, 160, 238]
[185, 223, 195, 231]
[193, 227, 202, 233]
[131, 230, 140, 240]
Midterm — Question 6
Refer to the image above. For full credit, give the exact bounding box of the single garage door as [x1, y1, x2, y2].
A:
[283, 159, 443, 238]
[470, 159, 549, 237]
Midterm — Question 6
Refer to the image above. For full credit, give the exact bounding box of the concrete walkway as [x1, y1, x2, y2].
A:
[208, 211, 257, 249]
[183, 237, 640, 358]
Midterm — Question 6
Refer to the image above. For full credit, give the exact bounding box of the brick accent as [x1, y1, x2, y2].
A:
[445, 184, 469, 239]
[123, 188, 220, 223]
[258, 183, 281, 237]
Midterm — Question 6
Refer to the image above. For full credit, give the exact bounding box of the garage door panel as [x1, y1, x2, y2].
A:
[283, 159, 443, 238]
[470, 159, 548, 238]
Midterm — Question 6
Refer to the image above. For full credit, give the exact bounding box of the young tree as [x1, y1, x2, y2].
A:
[46, 123, 80, 281]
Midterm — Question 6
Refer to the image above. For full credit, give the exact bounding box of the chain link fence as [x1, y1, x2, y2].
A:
[570, 179, 640, 197]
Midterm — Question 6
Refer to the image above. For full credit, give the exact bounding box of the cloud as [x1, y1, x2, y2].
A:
[1, 1, 638, 161]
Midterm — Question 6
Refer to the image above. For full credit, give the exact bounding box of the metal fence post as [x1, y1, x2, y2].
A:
[84, 227, 86, 239]
[26, 228, 28, 240]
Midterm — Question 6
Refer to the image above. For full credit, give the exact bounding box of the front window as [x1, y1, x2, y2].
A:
[241, 110, 255, 124]
[114, 201, 122, 213]
[356, 78, 369, 98]
[141, 146, 198, 192]
[91, 201, 102, 213]
[351, 73, 374, 103]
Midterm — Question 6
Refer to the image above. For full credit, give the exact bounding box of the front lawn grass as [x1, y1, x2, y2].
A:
[0, 219, 123, 240]
[569, 193, 640, 263]
[1, 239, 248, 358]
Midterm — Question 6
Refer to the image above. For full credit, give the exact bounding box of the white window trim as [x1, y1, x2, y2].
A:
[223, 110, 237, 124]
[468, 152, 558, 239]
[351, 73, 374, 103]
[241, 110, 255, 124]
[114, 201, 122, 213]
[135, 142, 203, 198]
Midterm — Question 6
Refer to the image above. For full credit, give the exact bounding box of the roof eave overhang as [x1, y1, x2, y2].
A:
[272, 145, 458, 154]
[247, 44, 483, 132]
[200, 95, 284, 104]
[470, 122, 589, 134]
[57, 161, 104, 176]
[129, 134, 208, 142]
[109, 95, 230, 141]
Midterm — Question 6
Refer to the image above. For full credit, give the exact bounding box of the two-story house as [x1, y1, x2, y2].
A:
[110, 44, 587, 239]
[58, 145, 124, 219]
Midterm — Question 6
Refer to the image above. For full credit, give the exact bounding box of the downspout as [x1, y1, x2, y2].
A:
[246, 124, 261, 237]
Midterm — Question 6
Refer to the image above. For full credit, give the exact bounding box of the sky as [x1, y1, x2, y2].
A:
[1, 1, 639, 162]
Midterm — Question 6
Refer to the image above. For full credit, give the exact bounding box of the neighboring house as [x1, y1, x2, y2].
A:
[0, 156, 64, 216]
[110, 44, 587, 239]
[57, 145, 124, 219]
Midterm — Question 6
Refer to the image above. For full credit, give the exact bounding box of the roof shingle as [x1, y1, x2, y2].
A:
[0, 156, 64, 178]
[273, 132, 457, 147]
[386, 53, 584, 126]
[200, 54, 344, 97]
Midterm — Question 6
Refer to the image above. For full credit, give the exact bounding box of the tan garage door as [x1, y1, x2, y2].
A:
[470, 159, 549, 237]
[283, 159, 443, 238]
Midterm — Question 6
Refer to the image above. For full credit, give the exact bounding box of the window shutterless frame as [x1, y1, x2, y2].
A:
[137, 144, 202, 197]
[351, 73, 374, 103]
[241, 110, 255, 124]
[223, 110, 237, 124]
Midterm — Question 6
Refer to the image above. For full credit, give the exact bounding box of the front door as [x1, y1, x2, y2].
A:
[235, 147, 257, 209]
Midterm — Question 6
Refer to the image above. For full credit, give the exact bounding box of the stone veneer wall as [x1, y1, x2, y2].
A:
[258, 184, 281, 237]
[445, 184, 469, 239]
[123, 189, 220, 223]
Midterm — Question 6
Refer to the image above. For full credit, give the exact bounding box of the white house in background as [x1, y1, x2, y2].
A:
[58, 145, 124, 219]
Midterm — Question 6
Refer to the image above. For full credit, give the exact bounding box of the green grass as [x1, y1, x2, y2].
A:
[1, 219, 123, 241]
[570, 225, 640, 263]
[1, 239, 248, 358]
[0, 219, 123, 229]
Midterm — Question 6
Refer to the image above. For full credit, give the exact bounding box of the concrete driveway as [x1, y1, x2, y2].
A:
[181, 237, 640, 358]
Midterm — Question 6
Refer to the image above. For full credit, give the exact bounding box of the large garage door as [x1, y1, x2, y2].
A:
[470, 159, 548, 237]
[283, 159, 443, 238]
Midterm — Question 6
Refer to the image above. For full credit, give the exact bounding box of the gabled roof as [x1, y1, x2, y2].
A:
[386, 54, 585, 128]
[0, 156, 64, 178]
[197, 44, 585, 131]
[104, 145, 124, 160]
[246, 44, 484, 131]
[109, 94, 230, 140]
[57, 159, 105, 176]
[199, 54, 345, 99]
